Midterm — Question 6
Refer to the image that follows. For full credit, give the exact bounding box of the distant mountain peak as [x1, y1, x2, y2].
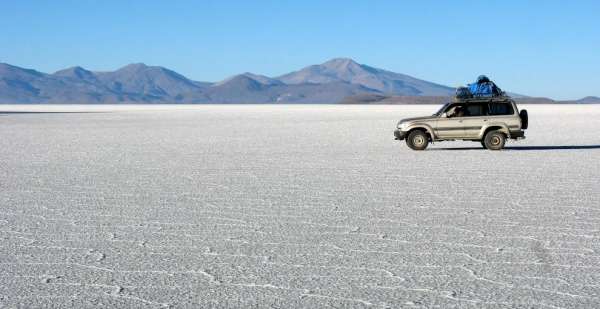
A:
[240, 72, 266, 80]
[115, 63, 181, 75]
[324, 57, 361, 66]
[0, 63, 45, 77]
[277, 57, 452, 96]
[104, 63, 193, 83]
[116, 63, 169, 74]
[214, 73, 283, 87]
[320, 58, 364, 73]
[241, 72, 283, 85]
[122, 63, 149, 69]
[53, 66, 95, 79]
[213, 74, 264, 89]
[64, 65, 86, 71]
[577, 96, 600, 103]
[323, 57, 359, 66]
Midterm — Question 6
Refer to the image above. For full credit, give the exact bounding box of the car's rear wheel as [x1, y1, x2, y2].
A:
[484, 130, 506, 150]
[406, 130, 429, 150]
[481, 140, 487, 149]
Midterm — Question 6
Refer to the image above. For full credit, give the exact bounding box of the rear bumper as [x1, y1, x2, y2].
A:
[394, 129, 407, 140]
[510, 130, 526, 139]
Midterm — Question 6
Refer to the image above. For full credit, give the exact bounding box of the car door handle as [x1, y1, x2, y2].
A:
[483, 119, 488, 122]
[458, 120, 463, 123]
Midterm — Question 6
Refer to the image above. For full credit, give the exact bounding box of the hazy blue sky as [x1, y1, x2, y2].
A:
[1, 0, 598, 99]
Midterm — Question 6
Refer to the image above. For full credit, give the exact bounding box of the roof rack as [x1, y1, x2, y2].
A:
[452, 95, 513, 103]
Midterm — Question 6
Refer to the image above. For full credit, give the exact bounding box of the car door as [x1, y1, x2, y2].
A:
[434, 103, 466, 139]
[460, 103, 488, 139]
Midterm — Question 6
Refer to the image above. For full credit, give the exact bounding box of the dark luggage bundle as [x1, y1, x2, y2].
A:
[455, 86, 472, 99]
[455, 75, 504, 99]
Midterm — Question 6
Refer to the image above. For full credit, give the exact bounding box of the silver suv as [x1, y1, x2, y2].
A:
[394, 97, 528, 150]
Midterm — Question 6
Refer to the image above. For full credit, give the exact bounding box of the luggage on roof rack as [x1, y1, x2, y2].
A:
[468, 75, 503, 97]
[455, 86, 472, 99]
[454, 75, 505, 101]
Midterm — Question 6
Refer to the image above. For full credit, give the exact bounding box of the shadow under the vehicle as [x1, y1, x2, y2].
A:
[431, 145, 600, 151]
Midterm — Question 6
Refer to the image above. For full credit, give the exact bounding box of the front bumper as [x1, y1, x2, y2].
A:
[394, 129, 407, 140]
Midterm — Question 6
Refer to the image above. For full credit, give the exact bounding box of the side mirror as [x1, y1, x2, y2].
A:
[441, 112, 448, 118]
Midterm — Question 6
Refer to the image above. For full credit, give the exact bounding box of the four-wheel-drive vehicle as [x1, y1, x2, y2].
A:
[394, 96, 528, 150]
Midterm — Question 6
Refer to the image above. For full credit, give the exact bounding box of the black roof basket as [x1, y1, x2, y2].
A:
[452, 94, 513, 103]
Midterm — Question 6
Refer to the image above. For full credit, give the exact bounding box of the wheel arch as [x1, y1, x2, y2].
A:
[479, 124, 509, 140]
[405, 123, 436, 140]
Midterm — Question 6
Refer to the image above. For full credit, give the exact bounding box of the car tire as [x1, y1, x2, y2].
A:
[481, 140, 487, 149]
[484, 130, 506, 150]
[406, 130, 429, 150]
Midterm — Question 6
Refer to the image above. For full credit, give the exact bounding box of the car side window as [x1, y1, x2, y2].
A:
[488, 103, 514, 115]
[445, 104, 466, 118]
[465, 103, 486, 117]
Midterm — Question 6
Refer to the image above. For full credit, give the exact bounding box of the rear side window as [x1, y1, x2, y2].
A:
[465, 103, 486, 117]
[488, 103, 514, 115]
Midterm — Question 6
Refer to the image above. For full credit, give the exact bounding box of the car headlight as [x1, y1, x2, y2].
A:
[397, 121, 407, 130]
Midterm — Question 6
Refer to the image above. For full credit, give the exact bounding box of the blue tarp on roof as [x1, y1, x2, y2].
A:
[468, 75, 502, 97]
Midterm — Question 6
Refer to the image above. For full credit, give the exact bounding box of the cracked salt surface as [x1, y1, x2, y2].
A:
[1, 104, 600, 308]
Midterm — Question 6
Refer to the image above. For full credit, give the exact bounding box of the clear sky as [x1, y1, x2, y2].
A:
[1, 0, 598, 99]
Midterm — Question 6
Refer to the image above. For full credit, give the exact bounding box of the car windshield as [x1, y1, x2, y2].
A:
[433, 103, 450, 116]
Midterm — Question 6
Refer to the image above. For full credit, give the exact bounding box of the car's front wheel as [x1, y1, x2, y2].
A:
[406, 130, 429, 150]
[483, 130, 506, 150]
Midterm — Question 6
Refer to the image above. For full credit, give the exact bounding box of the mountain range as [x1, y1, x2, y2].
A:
[0, 58, 454, 104]
[1, 58, 598, 104]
